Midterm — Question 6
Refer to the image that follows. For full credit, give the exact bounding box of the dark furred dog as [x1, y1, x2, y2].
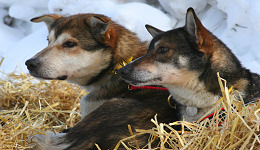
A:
[119, 8, 260, 122]
[26, 14, 181, 149]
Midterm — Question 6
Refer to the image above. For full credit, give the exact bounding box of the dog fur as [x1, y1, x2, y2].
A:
[119, 8, 260, 122]
[26, 14, 181, 149]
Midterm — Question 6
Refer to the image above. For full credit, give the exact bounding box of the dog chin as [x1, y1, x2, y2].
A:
[29, 71, 68, 81]
[129, 81, 147, 86]
[57, 75, 68, 80]
[125, 77, 162, 86]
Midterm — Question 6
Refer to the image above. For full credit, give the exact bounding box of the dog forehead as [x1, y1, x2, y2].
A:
[52, 20, 84, 39]
[149, 30, 180, 48]
[47, 29, 71, 43]
[49, 14, 95, 39]
[148, 37, 174, 52]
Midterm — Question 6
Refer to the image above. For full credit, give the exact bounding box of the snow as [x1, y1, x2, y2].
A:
[158, 0, 208, 20]
[0, 0, 259, 74]
[110, 2, 177, 41]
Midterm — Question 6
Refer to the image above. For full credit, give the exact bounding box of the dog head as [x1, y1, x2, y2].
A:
[119, 8, 213, 87]
[25, 14, 142, 86]
[119, 7, 254, 110]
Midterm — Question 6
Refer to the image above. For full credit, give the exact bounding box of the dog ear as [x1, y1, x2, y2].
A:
[185, 8, 213, 56]
[145, 24, 163, 37]
[185, 8, 197, 38]
[31, 15, 62, 32]
[86, 16, 116, 47]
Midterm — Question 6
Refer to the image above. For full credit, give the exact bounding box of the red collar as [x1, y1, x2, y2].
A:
[129, 85, 168, 91]
[196, 107, 225, 125]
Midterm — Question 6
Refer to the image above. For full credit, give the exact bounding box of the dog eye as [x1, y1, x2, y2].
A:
[63, 41, 77, 48]
[156, 47, 170, 54]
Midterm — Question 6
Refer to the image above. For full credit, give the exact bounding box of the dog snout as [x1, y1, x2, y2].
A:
[25, 58, 41, 71]
[118, 65, 132, 76]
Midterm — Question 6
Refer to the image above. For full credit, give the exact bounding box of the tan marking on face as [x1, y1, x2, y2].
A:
[160, 64, 199, 86]
[154, 40, 161, 48]
[51, 32, 73, 47]
[178, 56, 188, 67]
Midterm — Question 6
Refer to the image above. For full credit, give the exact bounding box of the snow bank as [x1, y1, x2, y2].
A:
[159, 0, 208, 20]
[0, 0, 259, 74]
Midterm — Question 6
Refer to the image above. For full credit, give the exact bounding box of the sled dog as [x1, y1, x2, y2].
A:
[119, 8, 260, 122]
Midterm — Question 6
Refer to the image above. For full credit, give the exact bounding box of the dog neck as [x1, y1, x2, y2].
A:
[164, 79, 220, 121]
[164, 78, 220, 108]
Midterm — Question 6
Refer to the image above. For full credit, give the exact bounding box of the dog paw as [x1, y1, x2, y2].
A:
[32, 132, 69, 150]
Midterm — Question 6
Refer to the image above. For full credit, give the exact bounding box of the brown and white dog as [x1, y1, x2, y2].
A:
[26, 14, 181, 149]
[119, 8, 260, 122]
[25, 14, 147, 118]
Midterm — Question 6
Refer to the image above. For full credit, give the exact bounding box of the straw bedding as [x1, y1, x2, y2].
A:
[0, 72, 259, 149]
[0, 72, 84, 149]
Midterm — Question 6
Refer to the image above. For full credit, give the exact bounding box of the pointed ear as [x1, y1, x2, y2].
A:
[31, 15, 62, 32]
[185, 8, 197, 38]
[145, 24, 163, 37]
[185, 7, 213, 56]
[86, 16, 115, 45]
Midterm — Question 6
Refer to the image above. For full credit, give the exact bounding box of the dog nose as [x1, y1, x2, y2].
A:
[25, 58, 40, 70]
[118, 65, 132, 76]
